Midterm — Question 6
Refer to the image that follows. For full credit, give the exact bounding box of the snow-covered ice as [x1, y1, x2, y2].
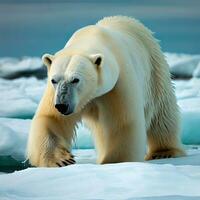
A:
[0, 57, 45, 79]
[165, 53, 200, 78]
[0, 118, 30, 161]
[175, 78, 200, 144]
[0, 77, 45, 118]
[0, 156, 200, 200]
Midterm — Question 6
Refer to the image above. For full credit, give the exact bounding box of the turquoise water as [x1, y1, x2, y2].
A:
[0, 0, 200, 57]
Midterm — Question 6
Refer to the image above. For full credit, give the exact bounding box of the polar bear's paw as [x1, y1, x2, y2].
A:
[145, 148, 186, 160]
[46, 147, 76, 167]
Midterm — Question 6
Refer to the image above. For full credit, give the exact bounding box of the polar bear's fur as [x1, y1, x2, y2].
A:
[27, 16, 185, 167]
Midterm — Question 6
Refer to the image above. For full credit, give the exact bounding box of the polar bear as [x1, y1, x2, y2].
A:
[27, 16, 185, 167]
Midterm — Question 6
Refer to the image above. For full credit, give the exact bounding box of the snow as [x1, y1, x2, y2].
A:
[175, 78, 200, 144]
[0, 118, 30, 161]
[0, 149, 200, 200]
[165, 53, 200, 78]
[1, 53, 200, 199]
[175, 78, 200, 103]
[0, 57, 44, 79]
[0, 77, 45, 118]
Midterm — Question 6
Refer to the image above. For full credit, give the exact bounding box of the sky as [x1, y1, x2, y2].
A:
[0, 0, 200, 57]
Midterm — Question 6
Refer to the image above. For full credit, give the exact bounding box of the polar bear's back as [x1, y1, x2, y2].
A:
[97, 16, 157, 51]
[97, 15, 149, 33]
[96, 16, 170, 77]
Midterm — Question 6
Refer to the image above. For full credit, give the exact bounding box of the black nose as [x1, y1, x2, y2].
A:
[55, 104, 69, 114]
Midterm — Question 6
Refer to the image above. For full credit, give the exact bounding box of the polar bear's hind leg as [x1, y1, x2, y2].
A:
[145, 96, 186, 160]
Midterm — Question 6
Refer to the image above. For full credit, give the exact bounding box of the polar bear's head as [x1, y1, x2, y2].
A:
[42, 51, 119, 115]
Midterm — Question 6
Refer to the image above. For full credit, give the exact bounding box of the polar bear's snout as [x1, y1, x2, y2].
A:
[54, 80, 77, 115]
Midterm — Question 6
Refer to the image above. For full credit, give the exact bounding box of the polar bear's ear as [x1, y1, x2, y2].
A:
[89, 54, 103, 67]
[42, 53, 54, 70]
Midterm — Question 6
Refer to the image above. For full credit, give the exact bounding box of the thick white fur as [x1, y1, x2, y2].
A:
[27, 16, 185, 167]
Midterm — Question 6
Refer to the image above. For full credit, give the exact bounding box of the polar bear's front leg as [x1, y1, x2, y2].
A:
[27, 115, 77, 167]
[97, 120, 147, 164]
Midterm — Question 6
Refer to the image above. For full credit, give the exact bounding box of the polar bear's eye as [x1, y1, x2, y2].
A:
[51, 79, 57, 84]
[71, 78, 80, 84]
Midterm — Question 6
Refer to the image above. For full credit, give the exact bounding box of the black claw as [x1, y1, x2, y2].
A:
[62, 161, 69, 166]
[69, 158, 76, 163]
[66, 159, 75, 164]
[56, 162, 62, 167]
[64, 160, 71, 165]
